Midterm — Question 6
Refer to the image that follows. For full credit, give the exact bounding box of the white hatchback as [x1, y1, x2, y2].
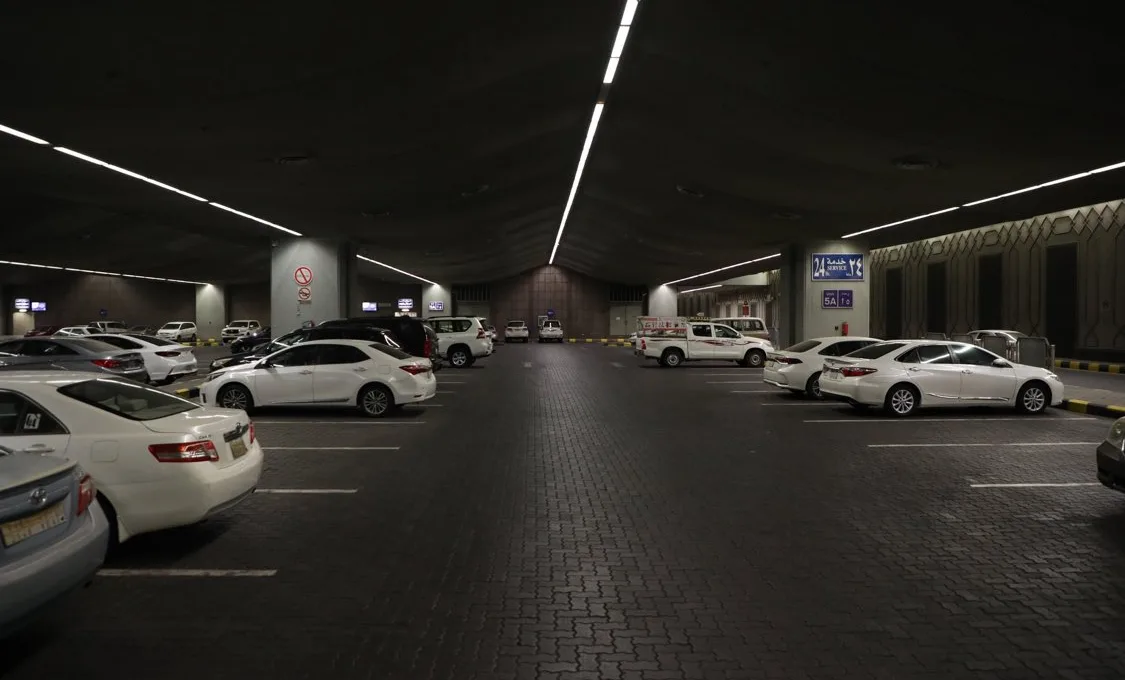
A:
[818, 340, 1065, 416]
[201, 339, 436, 417]
[763, 336, 881, 398]
[0, 373, 262, 543]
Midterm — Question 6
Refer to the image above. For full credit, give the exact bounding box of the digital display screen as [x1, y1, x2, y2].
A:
[30, 301, 46, 312]
[428, 300, 444, 311]
[13, 298, 30, 312]
[361, 302, 378, 312]
[397, 298, 413, 309]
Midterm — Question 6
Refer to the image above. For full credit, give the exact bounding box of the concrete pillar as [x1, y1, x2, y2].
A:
[422, 283, 451, 318]
[778, 241, 870, 348]
[195, 284, 226, 342]
[271, 239, 354, 331]
[647, 285, 678, 317]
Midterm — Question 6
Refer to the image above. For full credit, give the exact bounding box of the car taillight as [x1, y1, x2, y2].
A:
[423, 337, 432, 357]
[148, 440, 219, 463]
[840, 366, 877, 378]
[477, 327, 486, 339]
[76, 474, 95, 516]
[155, 350, 181, 357]
[640, 339, 647, 350]
[248, 421, 255, 445]
[774, 356, 803, 365]
[91, 358, 122, 369]
[400, 364, 430, 375]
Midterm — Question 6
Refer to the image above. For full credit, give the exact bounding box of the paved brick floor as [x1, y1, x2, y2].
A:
[4, 344, 1125, 678]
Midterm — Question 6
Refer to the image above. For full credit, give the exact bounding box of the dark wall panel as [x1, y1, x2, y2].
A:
[925, 262, 947, 333]
[977, 254, 1003, 329]
[1045, 243, 1078, 357]
[11, 274, 193, 327]
[490, 265, 609, 338]
[884, 268, 903, 339]
[228, 283, 270, 324]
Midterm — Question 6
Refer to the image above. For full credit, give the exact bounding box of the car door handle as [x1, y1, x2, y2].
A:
[961, 369, 973, 374]
[353, 366, 367, 372]
[299, 369, 314, 375]
[22, 444, 55, 454]
[907, 367, 920, 372]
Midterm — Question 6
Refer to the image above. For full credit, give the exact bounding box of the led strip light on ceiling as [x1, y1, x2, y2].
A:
[662, 253, 780, 287]
[356, 255, 437, 286]
[547, 0, 638, 265]
[678, 283, 722, 294]
[0, 258, 205, 285]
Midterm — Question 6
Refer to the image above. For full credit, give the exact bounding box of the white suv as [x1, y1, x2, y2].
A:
[428, 317, 492, 368]
[505, 320, 529, 343]
[221, 319, 260, 343]
[156, 321, 198, 342]
[539, 319, 564, 342]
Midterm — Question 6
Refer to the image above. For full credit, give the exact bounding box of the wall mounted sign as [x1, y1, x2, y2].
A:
[99, 308, 108, 317]
[13, 298, 29, 312]
[361, 302, 378, 312]
[546, 308, 555, 317]
[821, 289, 854, 309]
[811, 253, 864, 281]
[30, 301, 46, 312]
[428, 300, 444, 311]
[297, 286, 312, 301]
[293, 266, 314, 286]
[397, 298, 414, 310]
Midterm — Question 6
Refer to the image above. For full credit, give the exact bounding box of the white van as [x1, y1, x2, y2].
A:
[711, 317, 770, 340]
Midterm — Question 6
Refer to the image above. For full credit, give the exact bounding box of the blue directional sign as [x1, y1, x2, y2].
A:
[837, 289, 854, 309]
[821, 289, 854, 309]
[811, 253, 864, 281]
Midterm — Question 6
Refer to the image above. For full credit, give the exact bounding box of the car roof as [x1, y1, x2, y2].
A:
[0, 371, 105, 385]
[802, 336, 882, 343]
[297, 339, 382, 347]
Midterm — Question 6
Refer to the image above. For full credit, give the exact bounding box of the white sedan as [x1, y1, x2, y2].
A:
[763, 336, 881, 398]
[0, 372, 262, 543]
[87, 333, 198, 384]
[200, 339, 437, 417]
[819, 340, 1064, 416]
[504, 321, 529, 343]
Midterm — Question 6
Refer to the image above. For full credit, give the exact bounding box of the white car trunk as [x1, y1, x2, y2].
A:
[141, 409, 252, 469]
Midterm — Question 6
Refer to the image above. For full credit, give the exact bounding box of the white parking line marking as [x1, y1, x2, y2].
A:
[255, 488, 358, 494]
[253, 421, 425, 425]
[730, 390, 775, 394]
[523, 362, 532, 368]
[868, 442, 1100, 449]
[99, 569, 277, 577]
[805, 416, 1095, 423]
[708, 381, 761, 384]
[611, 362, 625, 368]
[969, 482, 1100, 488]
[698, 372, 762, 376]
[263, 446, 401, 451]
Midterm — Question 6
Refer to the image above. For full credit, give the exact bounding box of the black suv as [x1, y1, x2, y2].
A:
[209, 325, 400, 372]
[319, 317, 439, 366]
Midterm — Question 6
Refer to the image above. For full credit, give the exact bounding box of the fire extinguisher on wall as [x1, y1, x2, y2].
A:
[841, 321, 849, 336]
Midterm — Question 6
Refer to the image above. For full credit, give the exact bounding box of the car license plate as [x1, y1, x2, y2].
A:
[230, 438, 248, 459]
[1, 501, 66, 547]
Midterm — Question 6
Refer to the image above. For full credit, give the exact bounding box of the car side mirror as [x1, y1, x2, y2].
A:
[992, 358, 1011, 368]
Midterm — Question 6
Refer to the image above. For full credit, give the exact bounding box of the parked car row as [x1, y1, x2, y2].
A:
[0, 335, 197, 386]
[26, 321, 201, 343]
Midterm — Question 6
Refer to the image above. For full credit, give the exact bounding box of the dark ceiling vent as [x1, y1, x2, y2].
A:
[676, 185, 705, 198]
[460, 184, 491, 198]
[892, 155, 939, 171]
[275, 155, 312, 166]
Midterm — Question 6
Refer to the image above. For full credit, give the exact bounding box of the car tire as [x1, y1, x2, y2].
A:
[189, 334, 197, 343]
[1016, 381, 1050, 414]
[661, 348, 684, 368]
[805, 371, 823, 399]
[448, 346, 470, 368]
[745, 349, 766, 368]
[884, 383, 919, 417]
[217, 384, 254, 412]
[358, 384, 393, 417]
[96, 493, 120, 547]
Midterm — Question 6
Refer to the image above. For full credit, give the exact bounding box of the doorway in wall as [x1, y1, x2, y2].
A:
[1045, 243, 1078, 357]
[885, 268, 903, 339]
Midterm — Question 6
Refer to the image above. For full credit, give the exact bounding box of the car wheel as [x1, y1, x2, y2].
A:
[745, 349, 765, 368]
[358, 384, 393, 417]
[189, 334, 197, 342]
[661, 348, 684, 368]
[218, 384, 253, 411]
[805, 371, 823, 399]
[1016, 381, 1050, 414]
[884, 384, 919, 417]
[448, 347, 470, 368]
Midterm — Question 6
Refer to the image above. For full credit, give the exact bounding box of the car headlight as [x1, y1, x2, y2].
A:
[1107, 419, 1125, 452]
[1045, 373, 1059, 381]
[203, 372, 220, 383]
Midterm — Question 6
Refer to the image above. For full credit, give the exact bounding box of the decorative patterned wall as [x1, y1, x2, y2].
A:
[870, 200, 1125, 360]
[490, 265, 610, 338]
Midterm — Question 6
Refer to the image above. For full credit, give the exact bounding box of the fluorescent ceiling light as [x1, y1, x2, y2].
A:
[843, 158, 1125, 239]
[842, 206, 960, 239]
[621, 0, 639, 25]
[662, 253, 781, 286]
[209, 202, 302, 236]
[679, 283, 722, 294]
[548, 103, 605, 264]
[603, 57, 620, 84]
[54, 147, 208, 202]
[356, 254, 436, 286]
[610, 26, 631, 58]
[0, 259, 206, 284]
[0, 123, 49, 145]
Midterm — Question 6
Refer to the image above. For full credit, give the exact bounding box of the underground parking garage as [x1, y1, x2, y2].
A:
[3, 2, 1125, 678]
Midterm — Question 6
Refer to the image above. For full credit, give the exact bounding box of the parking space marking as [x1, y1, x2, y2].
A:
[253, 420, 426, 425]
[255, 488, 358, 494]
[99, 569, 278, 577]
[969, 482, 1100, 488]
[708, 381, 762, 384]
[731, 390, 775, 394]
[263, 446, 401, 451]
[761, 402, 839, 407]
[868, 441, 1100, 449]
[804, 416, 1096, 423]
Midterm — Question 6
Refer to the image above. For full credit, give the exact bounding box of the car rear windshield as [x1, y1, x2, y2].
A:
[128, 334, 176, 346]
[58, 379, 198, 421]
[368, 343, 413, 360]
[845, 342, 905, 359]
[507, 321, 525, 327]
[783, 340, 821, 353]
[545, 320, 561, 328]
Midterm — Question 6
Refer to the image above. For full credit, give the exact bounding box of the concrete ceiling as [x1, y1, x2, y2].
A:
[1, 1, 1123, 287]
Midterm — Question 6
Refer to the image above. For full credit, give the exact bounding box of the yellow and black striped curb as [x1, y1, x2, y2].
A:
[564, 338, 633, 344]
[180, 339, 222, 347]
[1055, 359, 1125, 374]
[173, 387, 201, 399]
[1058, 399, 1125, 419]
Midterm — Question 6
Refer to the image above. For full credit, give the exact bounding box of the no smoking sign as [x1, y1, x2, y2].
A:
[297, 286, 312, 302]
[293, 266, 314, 286]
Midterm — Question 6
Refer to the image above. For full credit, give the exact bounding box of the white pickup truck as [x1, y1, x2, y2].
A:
[634, 316, 773, 368]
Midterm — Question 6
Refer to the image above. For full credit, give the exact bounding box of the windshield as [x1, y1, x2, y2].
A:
[58, 378, 198, 421]
[128, 334, 176, 346]
[846, 342, 906, 359]
[230, 321, 249, 327]
[160, 323, 181, 330]
[507, 321, 524, 328]
[369, 343, 413, 360]
[263, 332, 303, 354]
[784, 340, 821, 353]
